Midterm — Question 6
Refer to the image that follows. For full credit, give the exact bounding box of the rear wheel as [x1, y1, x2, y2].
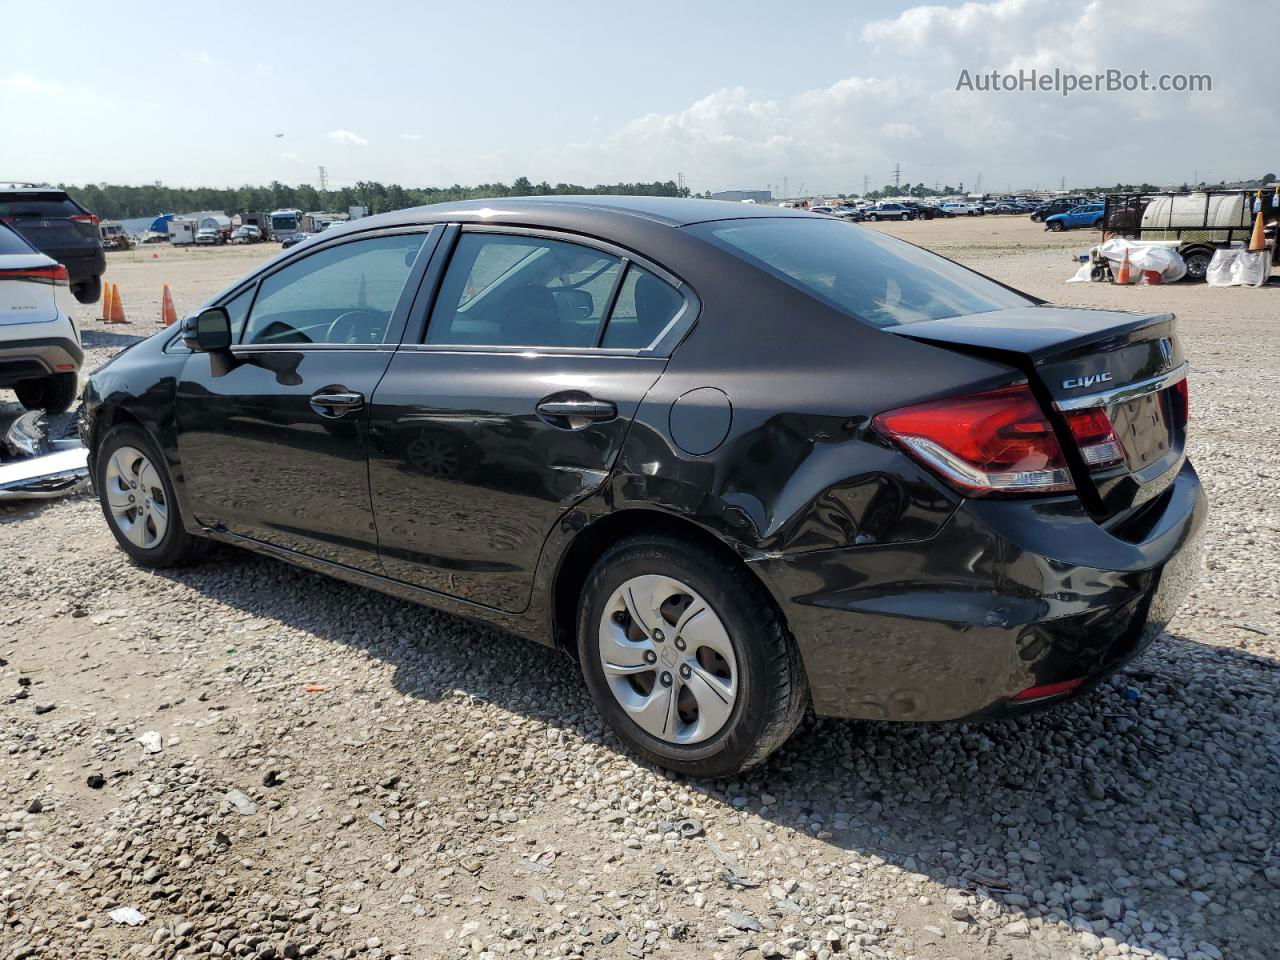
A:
[1031, 213, 1042, 222]
[14, 372, 78, 413]
[95, 424, 210, 568]
[578, 534, 808, 778]
[72, 274, 102, 305]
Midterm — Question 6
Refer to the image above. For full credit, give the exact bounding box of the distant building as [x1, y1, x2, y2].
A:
[711, 189, 773, 203]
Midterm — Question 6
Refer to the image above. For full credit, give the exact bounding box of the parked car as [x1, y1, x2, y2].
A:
[230, 225, 263, 244]
[195, 227, 225, 246]
[81, 197, 1205, 777]
[1030, 197, 1087, 222]
[940, 202, 981, 216]
[280, 232, 312, 250]
[1044, 203, 1107, 231]
[0, 221, 82, 412]
[864, 202, 915, 221]
[0, 184, 106, 304]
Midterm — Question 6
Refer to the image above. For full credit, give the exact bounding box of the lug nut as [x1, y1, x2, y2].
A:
[679, 664, 692, 679]
[660, 672, 673, 687]
[674, 638, 686, 651]
[644, 651, 657, 664]
[653, 629, 665, 642]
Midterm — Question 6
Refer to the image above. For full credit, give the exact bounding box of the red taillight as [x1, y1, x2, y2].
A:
[70, 213, 100, 227]
[1170, 378, 1189, 428]
[0, 264, 69, 284]
[1063, 407, 1126, 469]
[872, 384, 1074, 496]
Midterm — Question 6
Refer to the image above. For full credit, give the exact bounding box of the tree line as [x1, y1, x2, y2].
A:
[62, 178, 689, 221]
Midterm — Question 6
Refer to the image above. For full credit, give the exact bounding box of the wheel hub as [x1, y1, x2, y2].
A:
[597, 575, 738, 745]
[103, 445, 169, 550]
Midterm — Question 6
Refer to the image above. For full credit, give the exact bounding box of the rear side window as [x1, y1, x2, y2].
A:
[427, 233, 623, 348]
[0, 223, 35, 255]
[691, 218, 1031, 328]
[601, 264, 685, 348]
[0, 193, 83, 219]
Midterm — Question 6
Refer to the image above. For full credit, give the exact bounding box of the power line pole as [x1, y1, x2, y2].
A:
[783, 176, 788, 199]
[318, 166, 329, 191]
[863, 173, 870, 196]
[677, 172, 685, 195]
[892, 163, 901, 190]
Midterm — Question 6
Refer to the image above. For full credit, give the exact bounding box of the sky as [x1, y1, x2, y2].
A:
[0, 0, 1271, 195]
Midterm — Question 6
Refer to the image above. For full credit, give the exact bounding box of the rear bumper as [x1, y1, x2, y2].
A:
[47, 248, 106, 283]
[750, 460, 1207, 722]
[0, 335, 84, 386]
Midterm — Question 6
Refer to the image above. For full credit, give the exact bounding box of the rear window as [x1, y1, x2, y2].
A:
[0, 223, 35, 255]
[689, 218, 1032, 328]
[0, 192, 83, 219]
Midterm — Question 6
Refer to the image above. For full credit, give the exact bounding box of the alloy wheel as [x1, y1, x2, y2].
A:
[597, 575, 738, 745]
[103, 445, 169, 550]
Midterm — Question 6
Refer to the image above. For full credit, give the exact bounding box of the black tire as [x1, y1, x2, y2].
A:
[95, 423, 210, 568]
[1031, 213, 1042, 222]
[72, 274, 102, 305]
[1181, 249, 1212, 282]
[577, 534, 808, 778]
[1093, 218, 1105, 230]
[14, 372, 78, 414]
[1047, 220, 1065, 232]
[901, 213, 910, 221]
[866, 214, 878, 222]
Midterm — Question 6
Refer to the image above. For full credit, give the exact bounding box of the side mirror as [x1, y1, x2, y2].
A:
[182, 307, 233, 352]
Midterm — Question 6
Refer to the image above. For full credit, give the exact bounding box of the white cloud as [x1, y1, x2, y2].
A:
[195, 50, 214, 65]
[400, 133, 424, 142]
[525, 0, 1267, 193]
[280, 152, 303, 162]
[327, 129, 368, 146]
[0, 73, 62, 95]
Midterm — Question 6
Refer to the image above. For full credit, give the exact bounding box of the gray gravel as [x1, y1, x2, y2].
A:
[2, 244, 1277, 960]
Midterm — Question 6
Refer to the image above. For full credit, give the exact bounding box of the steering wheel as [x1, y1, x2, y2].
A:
[325, 310, 381, 344]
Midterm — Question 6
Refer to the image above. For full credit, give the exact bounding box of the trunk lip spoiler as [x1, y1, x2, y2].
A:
[1053, 363, 1187, 412]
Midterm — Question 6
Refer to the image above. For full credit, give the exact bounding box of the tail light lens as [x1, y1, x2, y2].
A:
[873, 384, 1073, 496]
[1063, 407, 1125, 468]
[1170, 377, 1189, 428]
[0, 264, 69, 283]
[70, 213, 100, 227]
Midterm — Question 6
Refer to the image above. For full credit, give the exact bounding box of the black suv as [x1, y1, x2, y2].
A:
[0, 184, 106, 304]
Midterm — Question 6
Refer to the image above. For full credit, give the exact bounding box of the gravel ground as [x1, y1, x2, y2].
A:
[2, 221, 1277, 960]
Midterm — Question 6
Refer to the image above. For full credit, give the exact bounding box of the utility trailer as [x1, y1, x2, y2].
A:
[1102, 189, 1278, 281]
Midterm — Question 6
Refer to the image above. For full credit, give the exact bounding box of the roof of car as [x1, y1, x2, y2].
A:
[350, 195, 818, 232]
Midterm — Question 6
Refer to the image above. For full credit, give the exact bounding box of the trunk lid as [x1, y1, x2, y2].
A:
[885, 305, 1187, 520]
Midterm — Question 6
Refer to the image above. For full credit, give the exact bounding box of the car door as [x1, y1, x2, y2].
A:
[175, 226, 439, 570]
[367, 226, 693, 613]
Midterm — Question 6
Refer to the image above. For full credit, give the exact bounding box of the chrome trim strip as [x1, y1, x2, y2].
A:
[1053, 362, 1187, 411]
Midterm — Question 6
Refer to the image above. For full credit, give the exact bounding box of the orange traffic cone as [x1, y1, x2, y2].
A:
[161, 284, 177, 326]
[100, 281, 114, 321]
[1248, 210, 1266, 252]
[108, 284, 128, 323]
[1115, 248, 1131, 285]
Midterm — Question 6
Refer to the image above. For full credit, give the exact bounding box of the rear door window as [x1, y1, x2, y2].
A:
[601, 264, 685, 349]
[426, 233, 623, 348]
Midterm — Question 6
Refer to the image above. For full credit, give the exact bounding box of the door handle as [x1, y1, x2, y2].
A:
[310, 390, 364, 417]
[535, 395, 617, 425]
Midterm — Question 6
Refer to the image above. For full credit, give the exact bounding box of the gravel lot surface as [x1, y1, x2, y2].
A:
[2, 220, 1277, 960]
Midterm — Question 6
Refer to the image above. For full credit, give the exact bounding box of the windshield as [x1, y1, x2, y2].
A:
[271, 214, 298, 230]
[690, 217, 1033, 328]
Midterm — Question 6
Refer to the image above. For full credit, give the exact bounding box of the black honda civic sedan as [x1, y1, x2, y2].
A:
[81, 197, 1206, 777]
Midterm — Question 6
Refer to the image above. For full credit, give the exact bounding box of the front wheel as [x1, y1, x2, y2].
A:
[578, 534, 808, 778]
[901, 213, 910, 221]
[866, 214, 878, 222]
[95, 424, 210, 568]
[1031, 213, 1042, 222]
[14, 372, 78, 413]
[1047, 220, 1065, 232]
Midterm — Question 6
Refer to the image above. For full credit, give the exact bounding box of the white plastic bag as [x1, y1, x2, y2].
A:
[1097, 239, 1187, 283]
[1232, 249, 1272, 287]
[1065, 262, 1094, 283]
[1206, 248, 1239, 286]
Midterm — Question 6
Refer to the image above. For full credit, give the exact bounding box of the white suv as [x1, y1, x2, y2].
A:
[0, 222, 82, 412]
